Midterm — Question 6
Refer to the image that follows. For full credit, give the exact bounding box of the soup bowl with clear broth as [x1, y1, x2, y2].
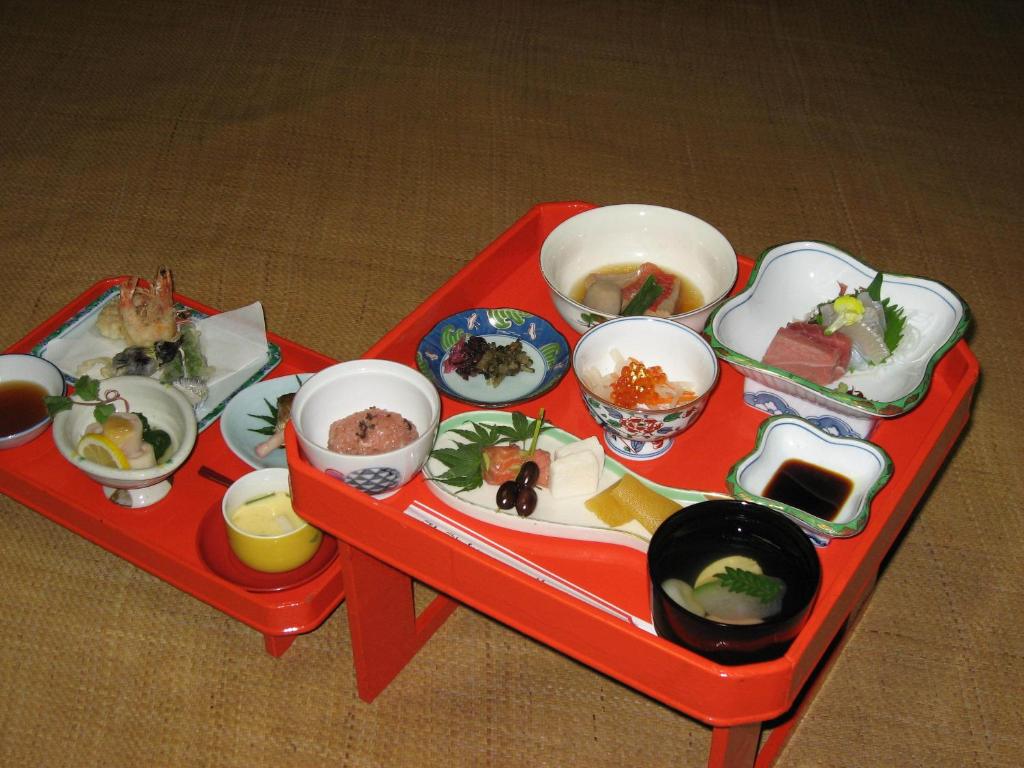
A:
[540, 204, 737, 334]
[647, 499, 821, 664]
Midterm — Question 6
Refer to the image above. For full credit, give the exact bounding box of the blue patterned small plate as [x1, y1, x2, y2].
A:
[415, 308, 570, 407]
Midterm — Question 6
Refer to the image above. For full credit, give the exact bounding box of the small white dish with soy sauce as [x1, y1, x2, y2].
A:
[726, 415, 892, 542]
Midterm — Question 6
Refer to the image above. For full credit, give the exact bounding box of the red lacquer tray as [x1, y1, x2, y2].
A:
[0, 279, 345, 657]
[287, 202, 979, 768]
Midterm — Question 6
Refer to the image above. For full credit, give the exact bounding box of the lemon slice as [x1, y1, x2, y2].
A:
[77, 434, 131, 469]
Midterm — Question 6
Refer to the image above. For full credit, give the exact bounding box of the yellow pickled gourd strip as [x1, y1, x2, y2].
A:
[584, 474, 679, 533]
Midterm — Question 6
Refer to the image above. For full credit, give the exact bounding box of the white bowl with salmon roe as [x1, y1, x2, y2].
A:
[290, 360, 441, 497]
[572, 316, 719, 461]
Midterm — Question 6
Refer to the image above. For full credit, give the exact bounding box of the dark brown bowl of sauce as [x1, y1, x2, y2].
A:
[0, 354, 66, 449]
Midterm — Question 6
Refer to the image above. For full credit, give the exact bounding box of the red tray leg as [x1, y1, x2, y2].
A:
[341, 541, 458, 702]
[709, 722, 760, 768]
[264, 633, 297, 657]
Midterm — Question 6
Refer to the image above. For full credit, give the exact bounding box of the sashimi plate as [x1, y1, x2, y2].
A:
[221, 373, 311, 469]
[707, 241, 969, 436]
[422, 410, 729, 552]
[416, 308, 570, 407]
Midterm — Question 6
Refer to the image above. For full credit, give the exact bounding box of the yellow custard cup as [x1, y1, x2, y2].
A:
[222, 468, 322, 573]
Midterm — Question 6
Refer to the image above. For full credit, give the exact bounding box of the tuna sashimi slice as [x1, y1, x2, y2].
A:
[762, 321, 852, 386]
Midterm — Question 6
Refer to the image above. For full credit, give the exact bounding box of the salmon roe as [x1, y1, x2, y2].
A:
[610, 359, 671, 408]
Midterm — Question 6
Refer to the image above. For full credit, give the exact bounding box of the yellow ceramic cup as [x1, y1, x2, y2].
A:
[222, 468, 322, 573]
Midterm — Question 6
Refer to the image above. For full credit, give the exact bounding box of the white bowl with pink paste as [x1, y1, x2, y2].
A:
[290, 360, 441, 497]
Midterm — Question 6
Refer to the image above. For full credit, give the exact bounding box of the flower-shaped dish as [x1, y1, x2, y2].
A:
[707, 241, 969, 437]
[727, 416, 892, 541]
[416, 308, 570, 407]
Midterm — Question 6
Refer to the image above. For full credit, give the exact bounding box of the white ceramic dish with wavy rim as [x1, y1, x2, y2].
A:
[422, 410, 730, 552]
[727, 415, 892, 541]
[539, 203, 737, 334]
[707, 241, 969, 437]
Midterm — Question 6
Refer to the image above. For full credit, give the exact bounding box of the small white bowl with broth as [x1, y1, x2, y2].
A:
[0, 354, 66, 449]
[540, 204, 737, 334]
[290, 360, 442, 497]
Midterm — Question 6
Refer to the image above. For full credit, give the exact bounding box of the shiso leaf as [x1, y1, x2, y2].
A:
[867, 272, 907, 353]
[881, 297, 906, 353]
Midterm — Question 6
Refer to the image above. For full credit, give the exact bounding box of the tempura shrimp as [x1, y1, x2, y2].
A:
[96, 267, 179, 346]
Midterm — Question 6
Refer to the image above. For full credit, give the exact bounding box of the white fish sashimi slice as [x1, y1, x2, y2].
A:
[841, 322, 889, 365]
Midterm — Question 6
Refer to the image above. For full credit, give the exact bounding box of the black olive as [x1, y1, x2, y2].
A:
[516, 460, 540, 488]
[514, 485, 538, 517]
[496, 480, 519, 510]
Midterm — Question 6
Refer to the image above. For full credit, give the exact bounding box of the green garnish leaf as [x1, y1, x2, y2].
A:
[865, 272, 906, 353]
[44, 395, 73, 416]
[143, 428, 171, 462]
[429, 411, 550, 493]
[75, 375, 101, 402]
[866, 271, 884, 302]
[133, 412, 171, 461]
[882, 297, 906, 353]
[526, 407, 545, 456]
[93, 403, 115, 423]
[620, 275, 663, 316]
[715, 567, 783, 604]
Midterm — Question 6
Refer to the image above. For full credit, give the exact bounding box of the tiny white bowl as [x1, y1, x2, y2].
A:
[727, 416, 892, 541]
[290, 360, 442, 496]
[707, 241, 970, 438]
[0, 354, 66, 449]
[52, 375, 198, 507]
[572, 316, 719, 461]
[540, 204, 737, 334]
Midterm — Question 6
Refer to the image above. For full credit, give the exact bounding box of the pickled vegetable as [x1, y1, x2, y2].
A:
[584, 474, 679, 532]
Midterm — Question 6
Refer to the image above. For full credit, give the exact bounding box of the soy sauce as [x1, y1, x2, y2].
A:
[762, 459, 852, 522]
[0, 380, 50, 437]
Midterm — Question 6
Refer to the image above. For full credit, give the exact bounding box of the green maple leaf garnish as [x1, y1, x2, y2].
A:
[715, 567, 783, 604]
[429, 411, 549, 493]
[248, 397, 281, 436]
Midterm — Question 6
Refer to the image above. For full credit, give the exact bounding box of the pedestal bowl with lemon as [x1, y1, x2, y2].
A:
[52, 375, 197, 507]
